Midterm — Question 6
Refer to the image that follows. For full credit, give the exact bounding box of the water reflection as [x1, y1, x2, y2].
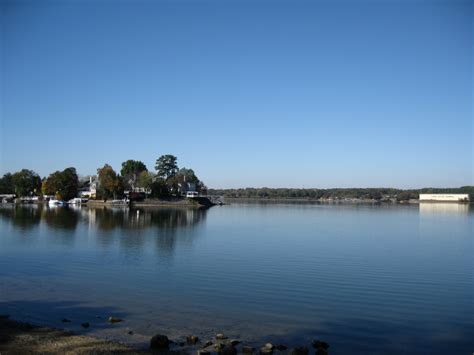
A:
[0, 204, 43, 229]
[0, 204, 207, 233]
[42, 206, 80, 230]
[419, 202, 470, 216]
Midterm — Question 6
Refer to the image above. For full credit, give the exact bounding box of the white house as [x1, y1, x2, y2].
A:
[419, 194, 469, 202]
[80, 176, 98, 198]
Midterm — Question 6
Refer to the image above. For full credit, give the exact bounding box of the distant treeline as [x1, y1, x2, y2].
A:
[208, 186, 474, 201]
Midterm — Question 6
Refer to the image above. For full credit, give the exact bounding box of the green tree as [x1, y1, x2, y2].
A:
[57, 167, 79, 201]
[137, 171, 153, 190]
[42, 172, 60, 196]
[120, 160, 147, 189]
[150, 178, 169, 198]
[97, 164, 123, 200]
[42, 168, 79, 201]
[11, 169, 41, 197]
[155, 155, 178, 180]
[0, 173, 15, 194]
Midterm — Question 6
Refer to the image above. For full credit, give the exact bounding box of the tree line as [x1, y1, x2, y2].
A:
[208, 186, 474, 201]
[0, 155, 207, 201]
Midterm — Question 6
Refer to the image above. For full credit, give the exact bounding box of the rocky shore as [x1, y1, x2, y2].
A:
[0, 315, 330, 355]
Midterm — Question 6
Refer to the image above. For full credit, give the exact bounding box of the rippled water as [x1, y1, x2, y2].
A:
[0, 203, 472, 354]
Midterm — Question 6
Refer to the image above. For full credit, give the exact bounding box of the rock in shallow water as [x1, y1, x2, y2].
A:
[242, 346, 255, 353]
[260, 347, 273, 354]
[275, 345, 287, 351]
[80, 322, 90, 329]
[312, 340, 329, 350]
[216, 333, 228, 340]
[108, 316, 123, 323]
[150, 334, 170, 350]
[289, 347, 309, 355]
[203, 340, 213, 347]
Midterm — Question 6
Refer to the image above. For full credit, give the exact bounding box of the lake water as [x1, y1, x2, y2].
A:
[0, 203, 472, 354]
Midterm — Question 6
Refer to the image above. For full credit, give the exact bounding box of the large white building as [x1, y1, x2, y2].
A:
[419, 194, 469, 202]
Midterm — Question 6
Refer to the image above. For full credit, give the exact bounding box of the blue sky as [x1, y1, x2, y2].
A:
[1, 0, 472, 188]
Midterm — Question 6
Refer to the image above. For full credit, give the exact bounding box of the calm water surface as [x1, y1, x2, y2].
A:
[0, 203, 472, 354]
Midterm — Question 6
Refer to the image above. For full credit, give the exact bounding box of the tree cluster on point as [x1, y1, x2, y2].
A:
[0, 155, 207, 201]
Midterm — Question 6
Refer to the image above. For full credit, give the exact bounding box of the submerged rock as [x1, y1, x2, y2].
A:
[108, 316, 123, 323]
[275, 345, 287, 351]
[242, 346, 255, 353]
[203, 340, 213, 347]
[128, 330, 133, 335]
[187, 335, 199, 345]
[312, 340, 329, 350]
[198, 351, 211, 355]
[150, 334, 170, 350]
[80, 322, 90, 329]
[61, 318, 71, 323]
[289, 347, 308, 355]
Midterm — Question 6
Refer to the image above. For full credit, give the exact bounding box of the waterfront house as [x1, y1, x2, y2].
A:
[80, 176, 98, 198]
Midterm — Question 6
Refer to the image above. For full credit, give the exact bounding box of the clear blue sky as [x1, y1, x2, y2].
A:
[1, 0, 472, 188]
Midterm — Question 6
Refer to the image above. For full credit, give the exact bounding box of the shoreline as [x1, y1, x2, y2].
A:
[0, 315, 330, 355]
[0, 315, 146, 354]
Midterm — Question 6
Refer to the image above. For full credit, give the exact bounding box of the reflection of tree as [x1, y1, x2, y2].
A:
[147, 208, 206, 230]
[0, 205, 43, 229]
[42, 207, 79, 230]
[149, 208, 207, 259]
[94, 208, 126, 231]
[90, 207, 207, 232]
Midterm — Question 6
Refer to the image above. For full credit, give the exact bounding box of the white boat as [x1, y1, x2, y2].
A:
[68, 197, 83, 205]
[48, 199, 66, 206]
